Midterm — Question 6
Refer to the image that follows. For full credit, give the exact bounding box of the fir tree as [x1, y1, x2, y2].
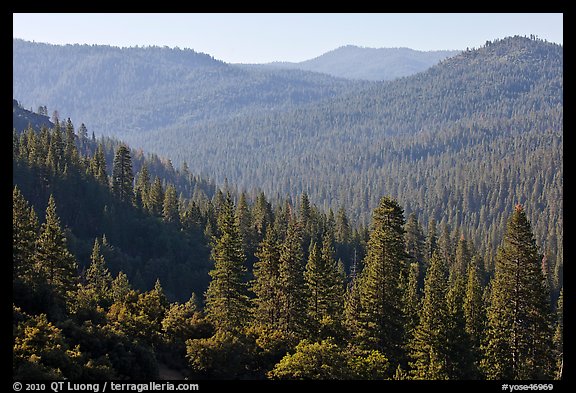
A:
[355, 196, 406, 368]
[464, 255, 486, 377]
[481, 205, 554, 379]
[89, 144, 108, 185]
[147, 177, 164, 216]
[111, 144, 134, 204]
[204, 194, 250, 335]
[34, 195, 78, 299]
[408, 252, 450, 379]
[250, 227, 282, 330]
[13, 186, 39, 284]
[85, 238, 113, 302]
[278, 218, 308, 342]
[162, 184, 180, 224]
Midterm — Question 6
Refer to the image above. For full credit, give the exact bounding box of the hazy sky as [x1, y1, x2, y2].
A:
[13, 13, 563, 64]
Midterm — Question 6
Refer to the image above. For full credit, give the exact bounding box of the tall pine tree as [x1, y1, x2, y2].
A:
[481, 205, 554, 379]
[355, 196, 406, 369]
[34, 195, 78, 299]
[408, 251, 450, 380]
[111, 145, 134, 204]
[204, 194, 250, 335]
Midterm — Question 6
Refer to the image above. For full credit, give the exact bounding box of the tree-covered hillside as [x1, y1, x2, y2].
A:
[130, 36, 563, 277]
[257, 45, 460, 81]
[13, 39, 365, 138]
[13, 122, 563, 379]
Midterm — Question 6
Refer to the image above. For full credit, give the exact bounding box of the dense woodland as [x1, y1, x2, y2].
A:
[247, 45, 459, 81]
[13, 35, 562, 381]
[13, 113, 562, 380]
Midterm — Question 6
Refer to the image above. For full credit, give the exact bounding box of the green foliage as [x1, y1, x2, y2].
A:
[481, 205, 554, 379]
[111, 145, 134, 204]
[186, 332, 251, 379]
[355, 196, 406, 367]
[204, 194, 251, 335]
[408, 252, 450, 379]
[34, 195, 78, 300]
[268, 339, 389, 380]
[13, 309, 82, 379]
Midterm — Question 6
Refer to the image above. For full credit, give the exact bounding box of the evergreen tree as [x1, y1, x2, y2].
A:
[204, 194, 250, 335]
[402, 262, 421, 343]
[34, 195, 78, 299]
[236, 192, 256, 265]
[135, 163, 151, 208]
[111, 271, 132, 304]
[425, 218, 438, 265]
[111, 145, 134, 204]
[13, 186, 39, 284]
[278, 218, 308, 342]
[85, 238, 113, 302]
[405, 213, 426, 290]
[408, 252, 450, 379]
[464, 255, 486, 377]
[89, 143, 108, 185]
[355, 196, 406, 368]
[481, 205, 554, 379]
[454, 234, 472, 277]
[446, 272, 475, 379]
[252, 191, 273, 240]
[250, 227, 282, 330]
[147, 177, 164, 216]
[162, 184, 180, 224]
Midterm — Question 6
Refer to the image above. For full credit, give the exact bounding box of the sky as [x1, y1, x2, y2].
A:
[13, 13, 563, 64]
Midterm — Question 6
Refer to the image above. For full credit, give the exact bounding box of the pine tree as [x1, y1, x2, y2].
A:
[446, 272, 475, 379]
[13, 186, 39, 284]
[454, 234, 472, 277]
[111, 145, 134, 204]
[278, 218, 308, 342]
[236, 192, 256, 265]
[304, 236, 344, 339]
[111, 271, 132, 304]
[34, 195, 78, 299]
[464, 256, 486, 377]
[355, 196, 406, 368]
[252, 191, 273, 240]
[135, 163, 151, 208]
[85, 238, 113, 302]
[481, 205, 554, 379]
[402, 262, 421, 343]
[162, 184, 180, 224]
[147, 177, 164, 216]
[250, 227, 282, 330]
[204, 194, 250, 335]
[405, 212, 426, 290]
[89, 144, 108, 185]
[425, 218, 438, 265]
[408, 252, 450, 380]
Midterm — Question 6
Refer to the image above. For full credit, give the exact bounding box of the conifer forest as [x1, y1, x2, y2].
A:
[12, 35, 562, 381]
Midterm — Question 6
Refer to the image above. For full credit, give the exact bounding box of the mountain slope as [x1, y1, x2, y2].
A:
[127, 36, 562, 267]
[13, 39, 365, 138]
[13, 99, 53, 132]
[260, 45, 460, 81]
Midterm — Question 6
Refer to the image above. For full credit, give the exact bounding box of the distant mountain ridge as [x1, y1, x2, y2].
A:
[257, 45, 461, 80]
[13, 38, 364, 139]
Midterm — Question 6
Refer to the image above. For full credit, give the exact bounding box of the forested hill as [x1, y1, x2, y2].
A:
[256, 45, 460, 81]
[131, 36, 562, 279]
[13, 39, 364, 137]
[13, 99, 53, 132]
